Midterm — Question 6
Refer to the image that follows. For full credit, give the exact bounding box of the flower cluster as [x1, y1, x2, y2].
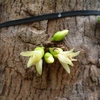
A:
[20, 30, 80, 75]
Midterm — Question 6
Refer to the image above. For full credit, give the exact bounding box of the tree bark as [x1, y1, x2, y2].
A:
[0, 0, 100, 100]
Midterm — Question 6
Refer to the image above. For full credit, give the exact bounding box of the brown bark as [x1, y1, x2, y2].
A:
[0, 0, 100, 100]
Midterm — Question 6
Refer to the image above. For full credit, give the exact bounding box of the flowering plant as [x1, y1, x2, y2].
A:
[20, 30, 80, 75]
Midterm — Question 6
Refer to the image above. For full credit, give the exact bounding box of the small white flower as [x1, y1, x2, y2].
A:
[49, 48, 80, 73]
[20, 47, 44, 75]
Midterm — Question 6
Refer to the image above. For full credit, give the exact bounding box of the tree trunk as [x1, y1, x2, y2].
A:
[0, 0, 100, 100]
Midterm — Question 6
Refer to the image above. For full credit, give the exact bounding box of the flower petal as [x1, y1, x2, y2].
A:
[27, 51, 43, 68]
[33, 51, 43, 61]
[58, 54, 73, 66]
[70, 51, 80, 57]
[35, 59, 43, 75]
[61, 50, 80, 57]
[63, 48, 74, 53]
[61, 48, 74, 56]
[27, 56, 35, 68]
[59, 60, 70, 73]
[20, 51, 34, 56]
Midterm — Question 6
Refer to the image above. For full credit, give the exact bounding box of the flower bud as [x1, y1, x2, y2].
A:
[49, 47, 63, 58]
[44, 52, 54, 63]
[51, 30, 69, 41]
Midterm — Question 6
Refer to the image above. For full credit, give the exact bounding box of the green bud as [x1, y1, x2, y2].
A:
[49, 47, 63, 58]
[51, 30, 69, 41]
[44, 52, 54, 63]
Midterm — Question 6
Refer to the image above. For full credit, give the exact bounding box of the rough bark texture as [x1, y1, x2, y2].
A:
[0, 0, 100, 100]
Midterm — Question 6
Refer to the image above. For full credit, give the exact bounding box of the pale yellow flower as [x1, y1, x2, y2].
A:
[20, 47, 44, 75]
[49, 48, 80, 73]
